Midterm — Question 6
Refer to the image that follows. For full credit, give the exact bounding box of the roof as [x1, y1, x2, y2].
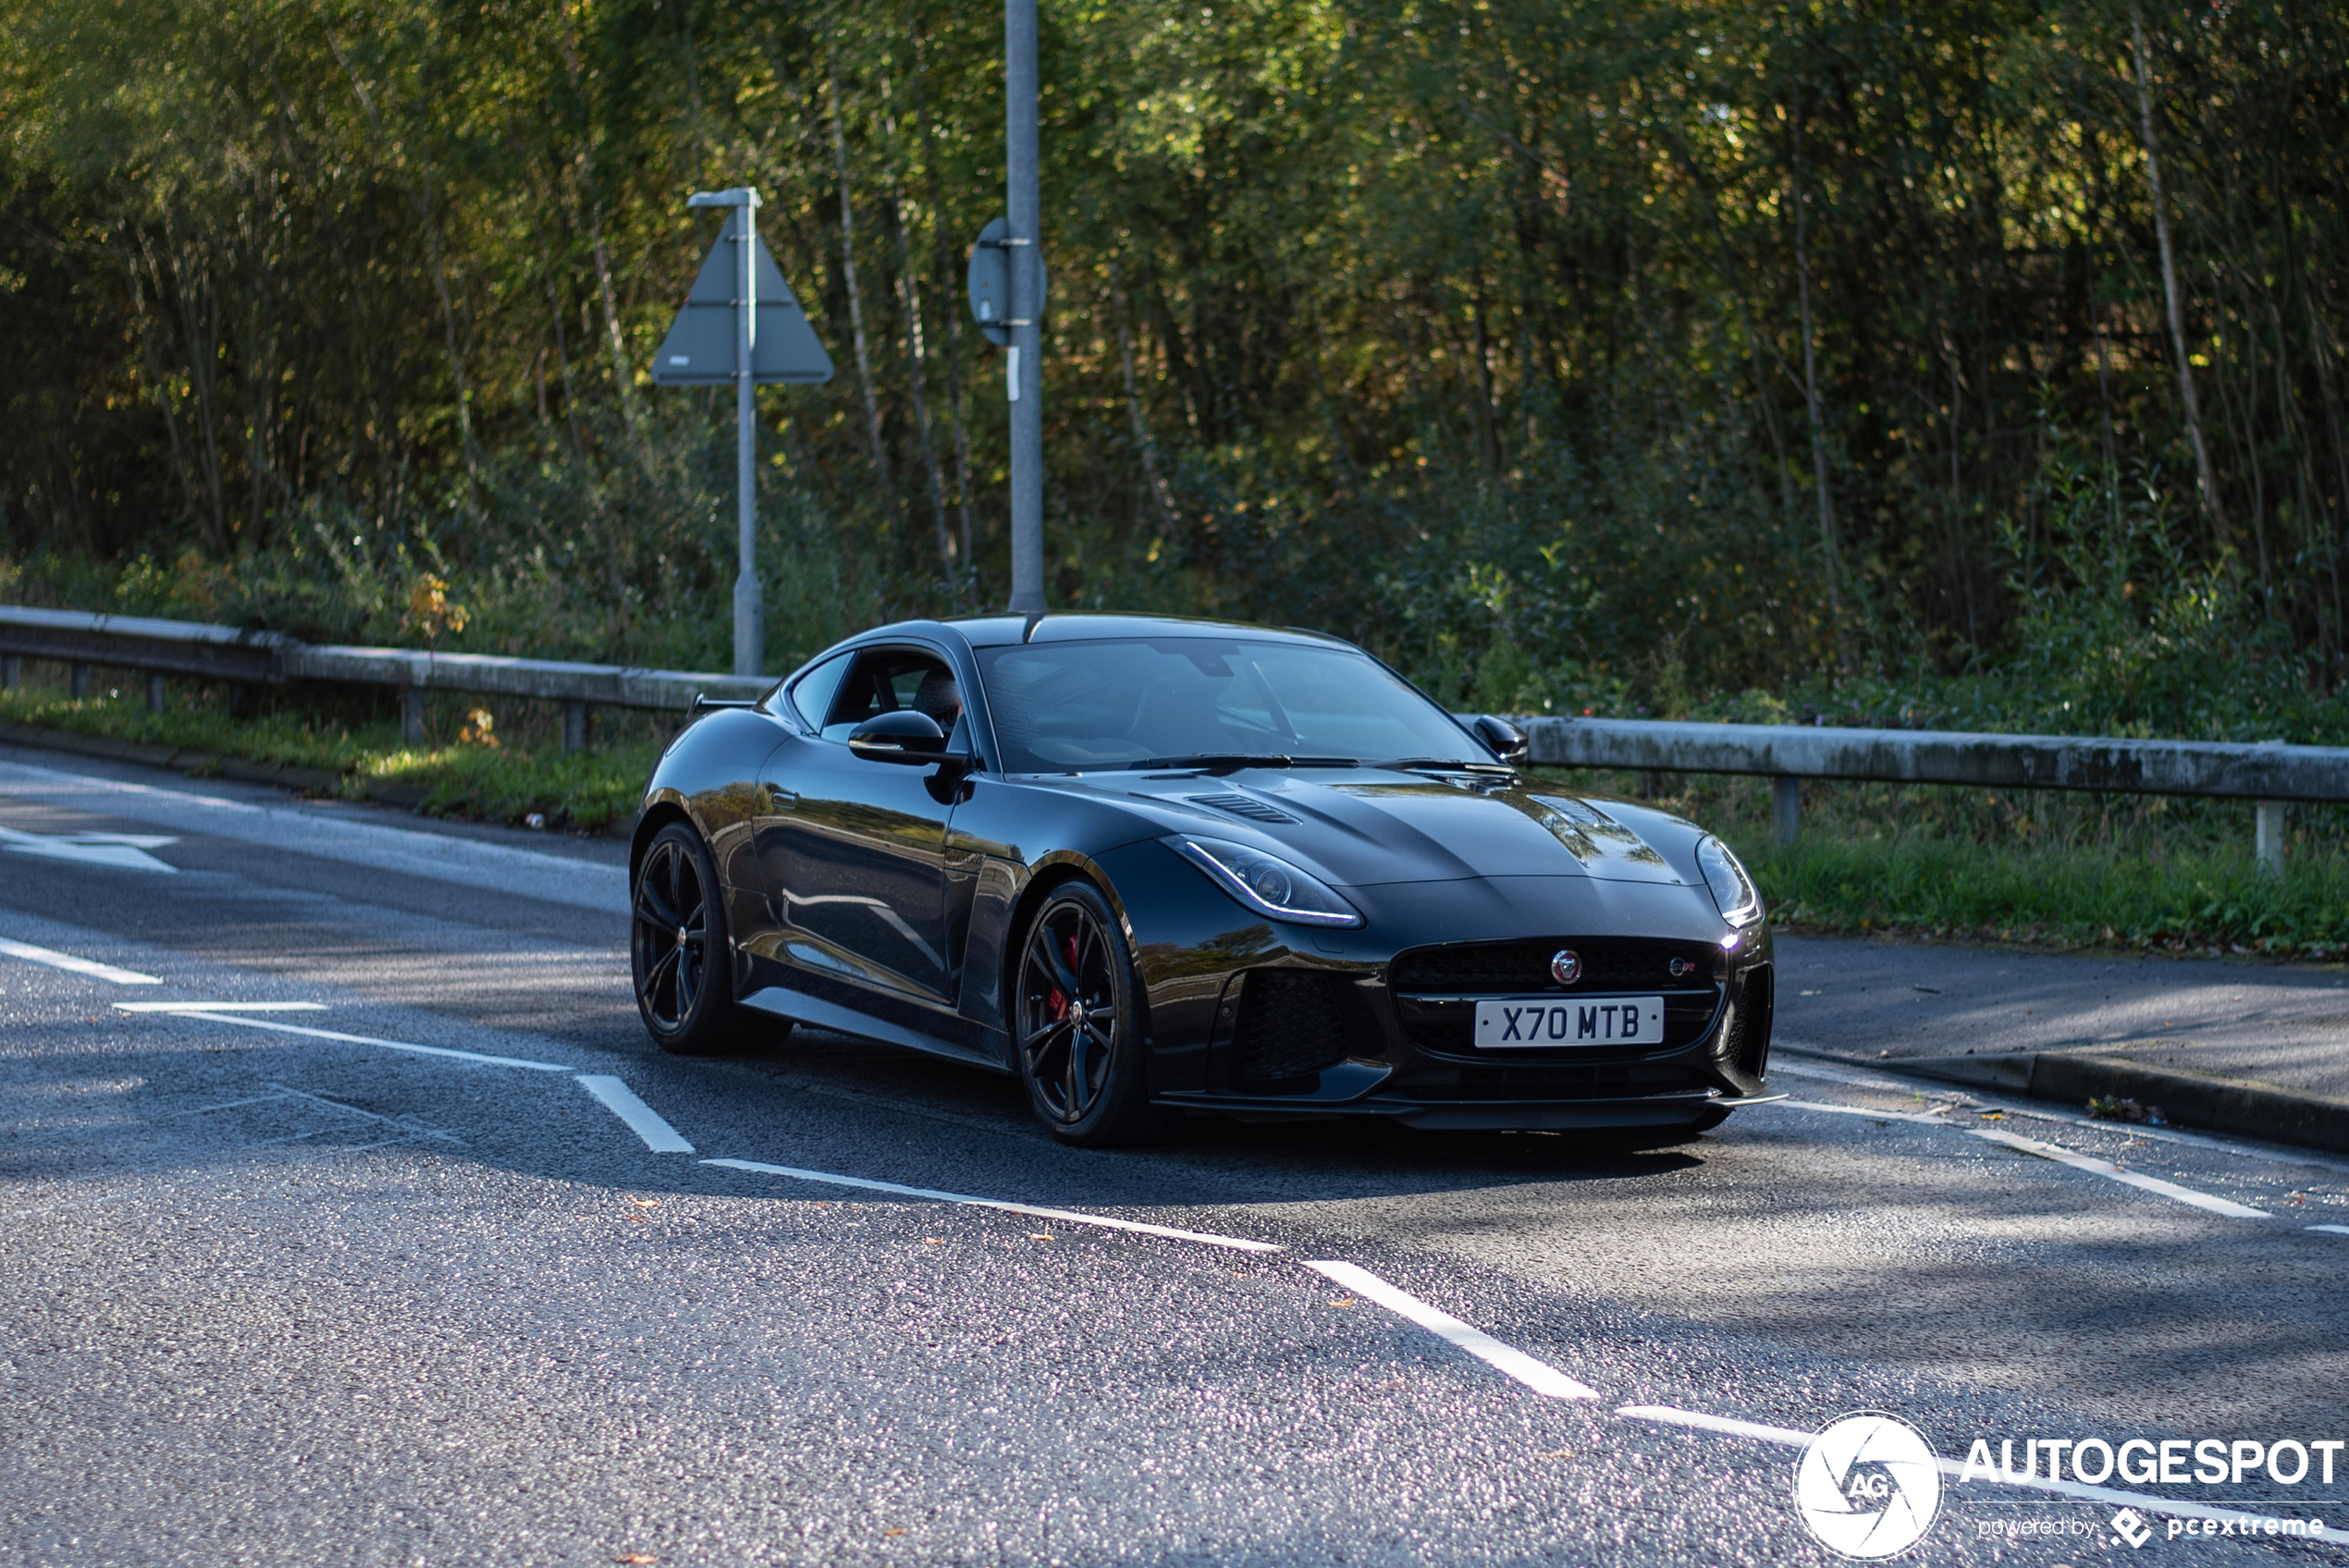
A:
[939, 611, 1355, 650]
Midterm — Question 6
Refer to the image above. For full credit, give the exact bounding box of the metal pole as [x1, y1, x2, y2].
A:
[1772, 775, 1801, 849]
[732, 195, 764, 677]
[1004, 0, 1044, 613]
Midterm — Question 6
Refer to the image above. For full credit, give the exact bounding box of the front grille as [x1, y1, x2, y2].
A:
[1388, 937, 1722, 1057]
[1389, 937, 1718, 994]
[1232, 970, 1350, 1084]
[1386, 1061, 1708, 1100]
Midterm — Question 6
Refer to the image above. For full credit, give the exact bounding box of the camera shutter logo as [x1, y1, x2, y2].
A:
[1793, 1413, 1943, 1558]
[2110, 1508, 2154, 1549]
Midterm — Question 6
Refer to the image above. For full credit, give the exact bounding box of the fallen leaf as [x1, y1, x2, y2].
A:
[633, 1199, 659, 1208]
[884, 1529, 906, 1537]
[924, 1238, 945, 1244]
[1329, 1298, 1355, 1308]
[1030, 1234, 1052, 1241]
[613, 1554, 656, 1564]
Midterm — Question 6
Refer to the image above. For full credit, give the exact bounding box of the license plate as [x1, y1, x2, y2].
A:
[1473, 996, 1665, 1047]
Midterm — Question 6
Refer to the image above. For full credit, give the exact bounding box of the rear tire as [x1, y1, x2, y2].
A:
[1012, 881, 1162, 1147]
[631, 821, 739, 1055]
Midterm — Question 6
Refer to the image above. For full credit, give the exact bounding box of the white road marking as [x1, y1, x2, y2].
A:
[2307, 1224, 2349, 1237]
[1767, 1060, 1920, 1093]
[1618, 1404, 2326, 1532]
[0, 757, 626, 913]
[1971, 1127, 2271, 1219]
[702, 1158, 1283, 1253]
[0, 936, 160, 985]
[575, 1075, 695, 1153]
[1764, 1098, 1953, 1126]
[1303, 1260, 1599, 1401]
[145, 1009, 572, 1072]
[0, 825, 179, 872]
[115, 1000, 327, 1012]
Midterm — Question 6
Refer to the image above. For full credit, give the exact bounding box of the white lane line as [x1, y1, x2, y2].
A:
[2307, 1224, 2349, 1237]
[115, 1001, 327, 1013]
[1618, 1404, 2325, 1533]
[575, 1075, 695, 1153]
[701, 1158, 1283, 1253]
[148, 1010, 572, 1072]
[1971, 1127, 2270, 1219]
[1303, 1260, 1599, 1400]
[1765, 1099, 1952, 1126]
[1768, 1060, 1921, 1094]
[0, 936, 160, 986]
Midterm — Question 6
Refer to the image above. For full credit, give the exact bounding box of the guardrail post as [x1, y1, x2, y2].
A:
[146, 672, 166, 715]
[562, 700, 589, 753]
[1, 655, 18, 691]
[400, 686, 424, 746]
[2257, 800, 2286, 874]
[1773, 776, 1801, 848]
[69, 662, 91, 699]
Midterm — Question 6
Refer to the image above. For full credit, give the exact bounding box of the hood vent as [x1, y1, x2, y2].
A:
[1188, 792, 1298, 825]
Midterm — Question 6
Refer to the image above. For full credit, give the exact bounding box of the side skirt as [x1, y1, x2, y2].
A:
[738, 984, 1011, 1075]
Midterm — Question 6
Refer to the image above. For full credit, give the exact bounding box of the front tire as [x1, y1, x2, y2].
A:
[1013, 881, 1161, 1146]
[632, 821, 738, 1054]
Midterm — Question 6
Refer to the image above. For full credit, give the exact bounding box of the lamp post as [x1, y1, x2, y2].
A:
[1003, 0, 1044, 614]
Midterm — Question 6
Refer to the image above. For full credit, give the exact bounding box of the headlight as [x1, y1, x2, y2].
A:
[1696, 835, 1763, 928]
[1166, 836, 1363, 927]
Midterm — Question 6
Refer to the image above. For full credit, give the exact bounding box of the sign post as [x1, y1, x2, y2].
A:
[653, 189, 835, 677]
[1002, 0, 1044, 614]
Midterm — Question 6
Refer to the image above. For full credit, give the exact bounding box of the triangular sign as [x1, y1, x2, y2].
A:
[651, 226, 835, 386]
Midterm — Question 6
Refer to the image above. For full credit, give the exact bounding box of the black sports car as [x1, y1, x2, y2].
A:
[629, 613, 1779, 1145]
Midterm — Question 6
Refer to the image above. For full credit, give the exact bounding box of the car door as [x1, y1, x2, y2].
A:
[754, 643, 966, 1018]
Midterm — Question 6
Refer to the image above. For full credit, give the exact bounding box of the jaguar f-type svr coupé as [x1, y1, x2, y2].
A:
[629, 614, 1778, 1145]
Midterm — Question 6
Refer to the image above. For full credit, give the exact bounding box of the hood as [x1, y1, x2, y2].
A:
[1051, 767, 1698, 888]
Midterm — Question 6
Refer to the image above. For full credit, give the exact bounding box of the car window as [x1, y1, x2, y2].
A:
[819, 647, 963, 743]
[976, 637, 1476, 771]
[783, 650, 854, 729]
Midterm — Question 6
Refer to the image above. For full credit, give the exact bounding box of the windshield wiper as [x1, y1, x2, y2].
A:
[1381, 757, 1518, 774]
[1128, 753, 1359, 773]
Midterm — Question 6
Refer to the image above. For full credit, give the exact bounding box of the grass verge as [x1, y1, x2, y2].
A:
[0, 674, 660, 833]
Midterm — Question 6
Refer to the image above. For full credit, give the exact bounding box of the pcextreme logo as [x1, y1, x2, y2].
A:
[1794, 1413, 1944, 1559]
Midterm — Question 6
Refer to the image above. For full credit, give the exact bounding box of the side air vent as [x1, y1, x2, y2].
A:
[1529, 793, 1612, 827]
[1232, 970, 1350, 1085]
[1188, 793, 1299, 825]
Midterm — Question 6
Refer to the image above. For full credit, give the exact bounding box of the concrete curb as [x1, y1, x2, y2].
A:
[1876, 1047, 2349, 1158]
[0, 720, 429, 809]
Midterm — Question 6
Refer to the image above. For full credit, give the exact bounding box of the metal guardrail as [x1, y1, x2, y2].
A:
[1515, 717, 2335, 867]
[0, 605, 2336, 864]
[0, 606, 770, 751]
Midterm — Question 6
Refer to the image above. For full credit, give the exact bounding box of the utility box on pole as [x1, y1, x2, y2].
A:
[654, 190, 834, 678]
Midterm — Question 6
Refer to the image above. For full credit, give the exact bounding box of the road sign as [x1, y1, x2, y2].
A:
[966, 216, 1048, 350]
[652, 227, 834, 386]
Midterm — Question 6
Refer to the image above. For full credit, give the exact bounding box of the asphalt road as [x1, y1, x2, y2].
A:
[5, 741, 2347, 1566]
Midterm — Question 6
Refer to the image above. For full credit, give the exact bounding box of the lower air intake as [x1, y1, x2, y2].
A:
[1233, 970, 1350, 1085]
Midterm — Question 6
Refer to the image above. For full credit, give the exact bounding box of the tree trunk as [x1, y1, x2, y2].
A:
[1789, 91, 1845, 646]
[1109, 255, 1181, 536]
[892, 190, 953, 572]
[827, 51, 896, 511]
[912, 44, 976, 578]
[2130, 3, 2229, 548]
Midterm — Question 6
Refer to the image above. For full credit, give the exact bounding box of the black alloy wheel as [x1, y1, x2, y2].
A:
[1014, 881, 1160, 1145]
[632, 821, 738, 1054]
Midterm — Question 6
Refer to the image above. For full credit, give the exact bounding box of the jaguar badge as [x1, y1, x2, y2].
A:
[1549, 949, 1582, 986]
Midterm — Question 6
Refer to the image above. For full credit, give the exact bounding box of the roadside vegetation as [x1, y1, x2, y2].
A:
[5, 0, 2348, 936]
[0, 666, 662, 834]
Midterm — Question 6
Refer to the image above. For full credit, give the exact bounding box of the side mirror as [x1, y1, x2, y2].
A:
[1473, 714, 1530, 765]
[848, 709, 953, 765]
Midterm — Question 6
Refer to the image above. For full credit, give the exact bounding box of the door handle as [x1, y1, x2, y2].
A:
[762, 786, 798, 810]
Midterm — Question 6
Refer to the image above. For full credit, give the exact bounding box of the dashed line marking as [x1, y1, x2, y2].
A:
[1304, 1260, 1598, 1400]
[145, 1010, 573, 1072]
[0, 936, 159, 986]
[701, 1158, 1282, 1253]
[576, 1075, 695, 1153]
[1971, 1127, 2270, 1219]
[1765, 1098, 1953, 1126]
[2306, 1224, 2349, 1237]
[115, 1000, 327, 1013]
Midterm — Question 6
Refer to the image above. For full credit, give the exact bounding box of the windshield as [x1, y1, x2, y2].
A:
[975, 637, 1484, 772]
